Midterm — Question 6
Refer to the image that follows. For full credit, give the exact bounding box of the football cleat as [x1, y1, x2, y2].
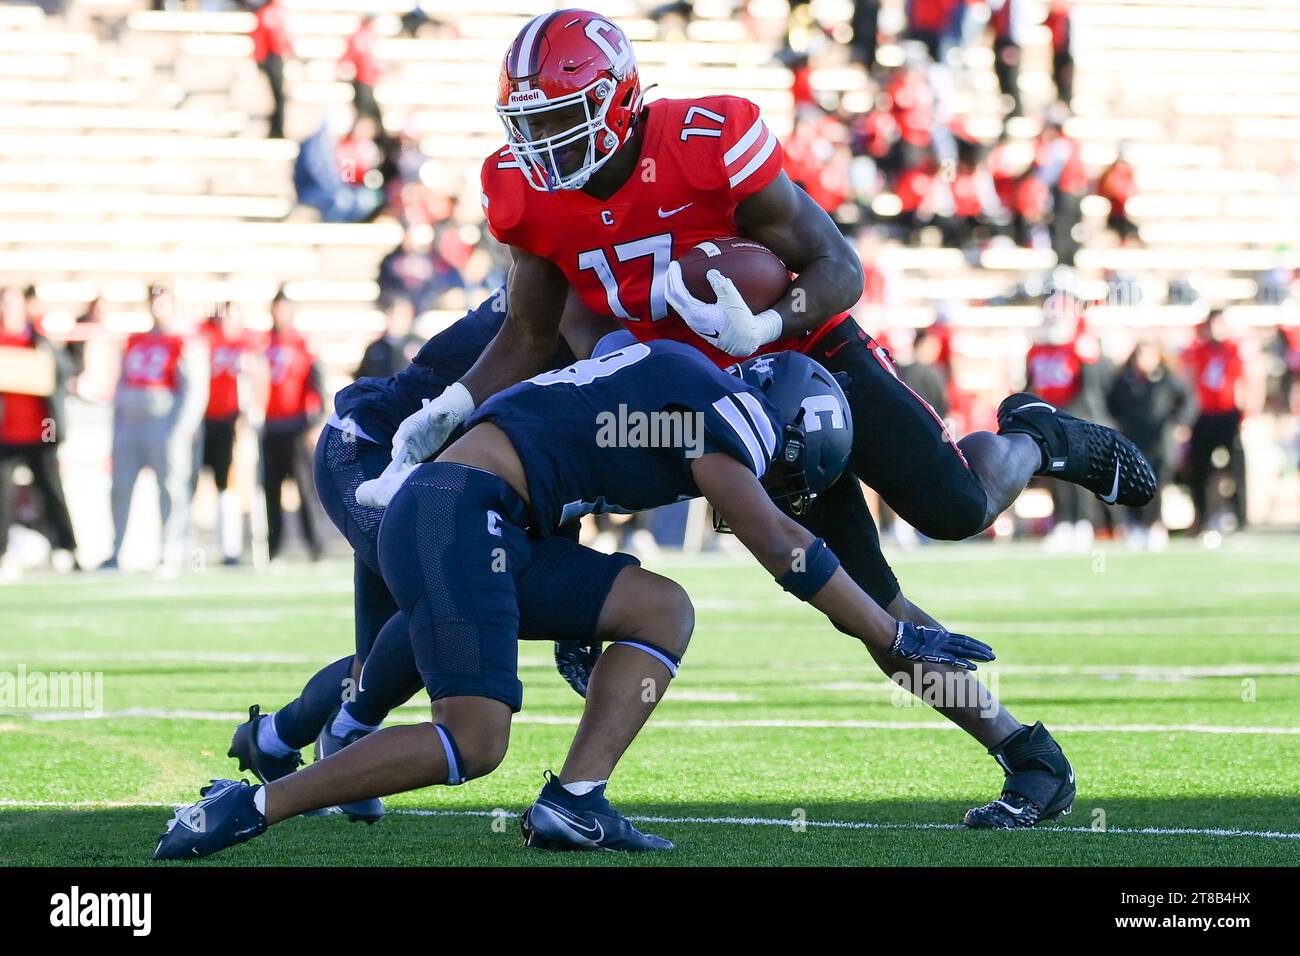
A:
[152, 779, 266, 860]
[521, 772, 673, 852]
[228, 704, 303, 784]
[997, 392, 1156, 507]
[964, 721, 1076, 830]
[314, 715, 384, 824]
[554, 640, 602, 698]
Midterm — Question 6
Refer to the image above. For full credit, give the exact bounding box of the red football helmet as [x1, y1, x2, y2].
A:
[496, 9, 643, 191]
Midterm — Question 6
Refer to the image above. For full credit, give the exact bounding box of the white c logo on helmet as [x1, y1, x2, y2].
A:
[800, 395, 844, 432]
[585, 20, 633, 77]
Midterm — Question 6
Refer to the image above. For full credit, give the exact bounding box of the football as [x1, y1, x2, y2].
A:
[675, 237, 792, 313]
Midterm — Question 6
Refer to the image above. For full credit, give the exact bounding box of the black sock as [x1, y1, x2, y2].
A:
[273, 655, 355, 749]
[346, 611, 424, 727]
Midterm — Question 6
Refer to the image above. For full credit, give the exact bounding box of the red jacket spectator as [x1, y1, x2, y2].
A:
[0, 325, 50, 446]
[888, 68, 934, 147]
[1026, 340, 1085, 407]
[1097, 158, 1137, 218]
[120, 330, 186, 392]
[251, 0, 293, 65]
[1184, 337, 1244, 415]
[199, 319, 248, 422]
[265, 328, 321, 425]
[1036, 129, 1087, 195]
[340, 18, 380, 87]
[909, 0, 959, 33]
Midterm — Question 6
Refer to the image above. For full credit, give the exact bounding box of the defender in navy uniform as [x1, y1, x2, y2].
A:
[154, 342, 994, 858]
[226, 287, 608, 824]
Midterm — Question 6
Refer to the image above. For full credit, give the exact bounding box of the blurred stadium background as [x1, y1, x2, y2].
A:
[2, 0, 1300, 573]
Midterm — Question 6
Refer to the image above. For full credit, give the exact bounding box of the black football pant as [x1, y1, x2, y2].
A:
[261, 425, 322, 560]
[799, 318, 989, 608]
[1188, 410, 1246, 529]
[0, 442, 78, 558]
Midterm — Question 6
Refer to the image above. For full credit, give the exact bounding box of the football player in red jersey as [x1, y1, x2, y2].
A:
[195, 302, 253, 566]
[103, 283, 208, 573]
[1182, 309, 1249, 533]
[358, 10, 1158, 829]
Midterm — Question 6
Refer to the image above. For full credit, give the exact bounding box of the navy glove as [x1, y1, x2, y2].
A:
[554, 640, 603, 698]
[890, 621, 995, 671]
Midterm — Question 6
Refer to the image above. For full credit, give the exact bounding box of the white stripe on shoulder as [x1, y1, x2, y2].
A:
[734, 391, 777, 459]
[711, 396, 766, 478]
[724, 116, 765, 167]
[728, 129, 778, 189]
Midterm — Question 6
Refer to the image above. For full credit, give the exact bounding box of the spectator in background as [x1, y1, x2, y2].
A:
[294, 114, 384, 223]
[104, 284, 208, 572]
[988, 0, 1027, 116]
[1097, 151, 1139, 243]
[195, 302, 252, 566]
[22, 286, 45, 334]
[1045, 0, 1075, 105]
[850, 0, 881, 67]
[1107, 341, 1189, 549]
[1036, 115, 1087, 264]
[251, 0, 293, 139]
[355, 296, 420, 380]
[1182, 310, 1248, 534]
[899, 326, 951, 418]
[261, 291, 323, 562]
[906, 0, 957, 63]
[0, 285, 78, 579]
[1025, 295, 1097, 549]
[377, 223, 451, 312]
[65, 295, 106, 387]
[340, 15, 382, 124]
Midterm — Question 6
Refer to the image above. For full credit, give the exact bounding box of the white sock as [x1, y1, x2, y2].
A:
[331, 705, 380, 739]
[218, 490, 242, 560]
[252, 785, 267, 815]
[255, 711, 296, 758]
[561, 779, 608, 796]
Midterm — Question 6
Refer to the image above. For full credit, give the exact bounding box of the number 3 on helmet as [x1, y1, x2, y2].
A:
[495, 9, 644, 192]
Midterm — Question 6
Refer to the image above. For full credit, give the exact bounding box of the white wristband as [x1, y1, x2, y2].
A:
[441, 380, 477, 424]
[753, 309, 785, 349]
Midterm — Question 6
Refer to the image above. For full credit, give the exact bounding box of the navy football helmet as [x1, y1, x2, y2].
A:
[732, 350, 853, 516]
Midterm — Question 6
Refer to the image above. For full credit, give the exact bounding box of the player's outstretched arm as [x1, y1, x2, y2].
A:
[357, 249, 570, 508]
[734, 171, 865, 336]
[693, 453, 994, 670]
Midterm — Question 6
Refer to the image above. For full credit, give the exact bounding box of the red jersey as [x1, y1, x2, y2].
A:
[481, 95, 845, 368]
[1184, 339, 1243, 414]
[251, 3, 292, 64]
[121, 331, 185, 391]
[0, 328, 48, 445]
[265, 330, 320, 422]
[1026, 341, 1084, 407]
[200, 323, 245, 421]
[341, 24, 379, 86]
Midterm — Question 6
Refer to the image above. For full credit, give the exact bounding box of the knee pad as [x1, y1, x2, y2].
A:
[434, 723, 466, 786]
[612, 640, 681, 678]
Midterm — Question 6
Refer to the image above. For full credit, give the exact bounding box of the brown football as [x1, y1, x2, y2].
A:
[675, 237, 791, 314]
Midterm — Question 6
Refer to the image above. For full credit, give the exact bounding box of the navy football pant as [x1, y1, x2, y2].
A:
[378, 461, 636, 712]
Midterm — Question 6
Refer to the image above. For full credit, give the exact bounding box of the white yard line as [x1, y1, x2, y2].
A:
[0, 800, 1295, 841]
[6, 707, 1299, 735]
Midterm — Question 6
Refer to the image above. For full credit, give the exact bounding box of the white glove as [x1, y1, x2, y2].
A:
[664, 260, 784, 358]
[355, 455, 418, 509]
[354, 381, 476, 509]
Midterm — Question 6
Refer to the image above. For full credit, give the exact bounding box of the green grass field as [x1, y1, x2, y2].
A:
[2, 536, 1298, 866]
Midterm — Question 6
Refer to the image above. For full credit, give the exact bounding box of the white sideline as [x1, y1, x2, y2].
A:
[6, 707, 1300, 735]
[0, 800, 1296, 841]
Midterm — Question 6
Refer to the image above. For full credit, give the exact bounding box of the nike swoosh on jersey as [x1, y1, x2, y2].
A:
[658, 202, 693, 218]
[1099, 458, 1121, 504]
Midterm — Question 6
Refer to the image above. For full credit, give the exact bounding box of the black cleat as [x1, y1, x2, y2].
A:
[997, 392, 1157, 507]
[964, 721, 1076, 829]
[228, 705, 302, 784]
[522, 771, 673, 852]
[152, 779, 266, 860]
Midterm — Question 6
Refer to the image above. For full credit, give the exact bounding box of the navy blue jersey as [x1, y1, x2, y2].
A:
[332, 288, 508, 445]
[467, 339, 782, 533]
